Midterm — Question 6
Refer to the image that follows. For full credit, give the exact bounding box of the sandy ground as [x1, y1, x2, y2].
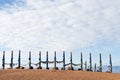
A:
[0, 69, 120, 80]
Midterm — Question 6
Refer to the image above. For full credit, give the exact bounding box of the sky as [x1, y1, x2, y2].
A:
[0, 0, 120, 69]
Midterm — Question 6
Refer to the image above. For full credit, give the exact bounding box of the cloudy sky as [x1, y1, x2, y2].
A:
[0, 0, 120, 68]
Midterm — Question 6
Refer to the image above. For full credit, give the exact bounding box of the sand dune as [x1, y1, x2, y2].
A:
[0, 69, 120, 80]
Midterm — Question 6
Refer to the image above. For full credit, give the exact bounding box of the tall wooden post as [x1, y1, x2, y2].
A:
[81, 52, 83, 70]
[99, 53, 102, 72]
[10, 51, 13, 69]
[18, 50, 21, 68]
[70, 52, 72, 68]
[109, 54, 112, 73]
[54, 51, 57, 69]
[2, 51, 5, 69]
[85, 61, 87, 71]
[29, 51, 31, 69]
[62, 51, 65, 70]
[94, 63, 96, 72]
[89, 53, 92, 71]
[68, 52, 74, 70]
[46, 51, 49, 69]
[38, 51, 42, 69]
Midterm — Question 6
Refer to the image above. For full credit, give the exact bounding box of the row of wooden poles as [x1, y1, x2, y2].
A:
[1, 50, 112, 73]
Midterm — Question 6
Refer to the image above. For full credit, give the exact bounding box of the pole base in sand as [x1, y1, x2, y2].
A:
[78, 68, 83, 71]
[46, 67, 49, 70]
[86, 69, 92, 71]
[29, 66, 33, 69]
[16, 66, 24, 69]
[37, 66, 42, 69]
[61, 67, 65, 70]
[52, 67, 59, 70]
[68, 66, 74, 70]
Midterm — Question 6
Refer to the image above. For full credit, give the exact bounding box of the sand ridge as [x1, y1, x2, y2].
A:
[0, 69, 120, 80]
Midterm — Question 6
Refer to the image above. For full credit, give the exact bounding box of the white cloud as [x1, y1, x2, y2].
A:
[0, 0, 120, 52]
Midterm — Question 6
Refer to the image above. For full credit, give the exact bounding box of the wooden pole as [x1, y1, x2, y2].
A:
[10, 51, 13, 69]
[46, 51, 49, 69]
[99, 53, 102, 72]
[94, 63, 96, 72]
[29, 51, 31, 69]
[54, 51, 57, 69]
[18, 50, 21, 68]
[68, 52, 73, 70]
[89, 53, 92, 71]
[85, 61, 87, 71]
[39, 51, 42, 69]
[70, 52, 72, 68]
[109, 54, 112, 73]
[62, 51, 65, 70]
[2, 51, 5, 69]
[81, 52, 83, 70]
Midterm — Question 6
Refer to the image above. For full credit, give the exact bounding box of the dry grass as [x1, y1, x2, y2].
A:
[0, 69, 120, 80]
